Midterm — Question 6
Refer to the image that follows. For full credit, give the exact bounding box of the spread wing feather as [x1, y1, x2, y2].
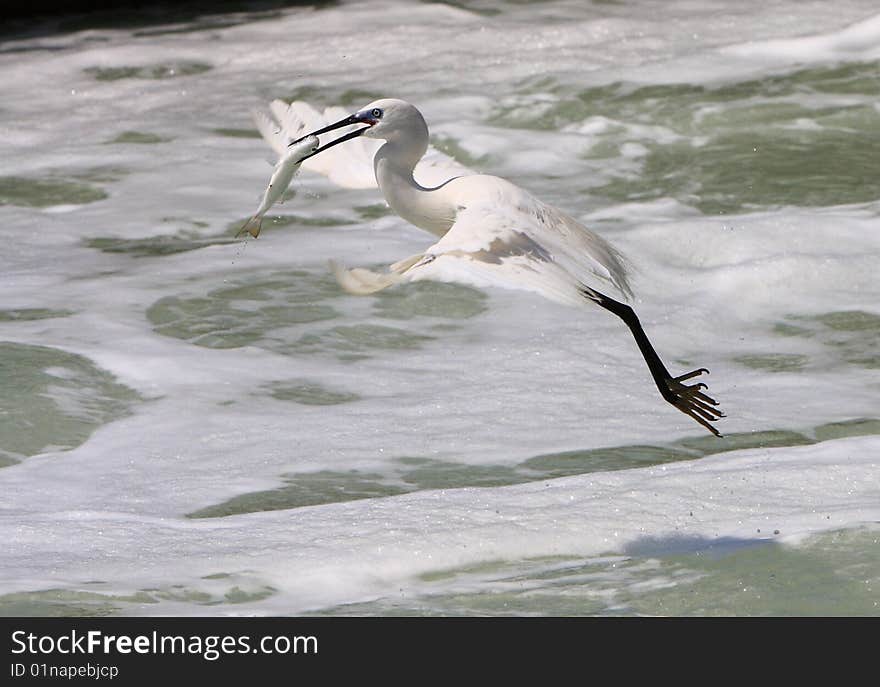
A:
[401, 198, 631, 303]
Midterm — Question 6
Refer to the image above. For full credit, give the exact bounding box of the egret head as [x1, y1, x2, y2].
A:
[293, 98, 427, 160]
[355, 99, 426, 140]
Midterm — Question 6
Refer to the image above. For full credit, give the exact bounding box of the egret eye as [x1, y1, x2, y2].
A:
[371, 108, 383, 119]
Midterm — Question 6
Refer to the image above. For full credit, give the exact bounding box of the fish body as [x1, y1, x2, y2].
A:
[238, 135, 318, 238]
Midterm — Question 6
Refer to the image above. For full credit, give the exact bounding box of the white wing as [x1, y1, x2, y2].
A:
[252, 110, 286, 156]
[253, 100, 472, 190]
[404, 194, 631, 303]
[332, 197, 631, 304]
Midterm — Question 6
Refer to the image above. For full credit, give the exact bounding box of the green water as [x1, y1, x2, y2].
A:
[289, 323, 434, 361]
[84, 61, 212, 81]
[314, 526, 880, 616]
[147, 270, 342, 350]
[186, 470, 410, 519]
[185, 456, 531, 519]
[68, 166, 129, 183]
[734, 353, 809, 373]
[212, 128, 262, 139]
[147, 269, 487, 359]
[2, 525, 874, 617]
[182, 420, 875, 519]
[355, 203, 394, 220]
[0, 164, 132, 207]
[0, 308, 73, 322]
[373, 281, 488, 320]
[733, 309, 880, 376]
[491, 61, 880, 213]
[0, 575, 277, 616]
[0, 176, 107, 208]
[0, 342, 141, 462]
[431, 135, 491, 168]
[86, 231, 236, 258]
[761, 310, 880, 371]
[264, 380, 361, 406]
[0, 589, 150, 618]
[107, 131, 170, 144]
[226, 213, 356, 231]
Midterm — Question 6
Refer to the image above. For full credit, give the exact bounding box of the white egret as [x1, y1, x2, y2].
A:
[283, 98, 724, 436]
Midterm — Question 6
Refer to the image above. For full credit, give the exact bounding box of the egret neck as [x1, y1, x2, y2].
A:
[374, 140, 459, 237]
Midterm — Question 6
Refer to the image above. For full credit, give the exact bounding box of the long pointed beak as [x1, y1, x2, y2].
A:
[295, 125, 370, 162]
[290, 113, 374, 161]
[294, 114, 360, 141]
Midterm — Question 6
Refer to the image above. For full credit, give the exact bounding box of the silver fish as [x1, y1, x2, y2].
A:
[237, 135, 319, 238]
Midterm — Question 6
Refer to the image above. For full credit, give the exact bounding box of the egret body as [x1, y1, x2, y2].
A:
[286, 98, 723, 436]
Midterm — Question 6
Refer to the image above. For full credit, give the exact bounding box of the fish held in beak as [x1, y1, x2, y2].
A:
[237, 135, 319, 239]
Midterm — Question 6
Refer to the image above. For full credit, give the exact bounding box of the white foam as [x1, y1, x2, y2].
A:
[3, 435, 877, 613]
[722, 12, 880, 63]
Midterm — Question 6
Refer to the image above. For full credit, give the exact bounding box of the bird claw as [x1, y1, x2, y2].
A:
[663, 368, 724, 437]
[674, 367, 709, 382]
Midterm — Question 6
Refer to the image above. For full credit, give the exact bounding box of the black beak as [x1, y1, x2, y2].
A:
[291, 114, 372, 162]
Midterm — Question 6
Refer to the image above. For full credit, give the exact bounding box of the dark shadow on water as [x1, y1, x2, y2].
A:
[314, 526, 880, 616]
[622, 533, 773, 559]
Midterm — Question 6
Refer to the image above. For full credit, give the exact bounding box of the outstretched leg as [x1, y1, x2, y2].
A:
[583, 287, 724, 437]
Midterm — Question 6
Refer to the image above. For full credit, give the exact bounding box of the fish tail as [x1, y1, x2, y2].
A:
[235, 215, 263, 239]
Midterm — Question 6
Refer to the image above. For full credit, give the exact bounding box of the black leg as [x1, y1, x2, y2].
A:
[583, 287, 724, 437]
